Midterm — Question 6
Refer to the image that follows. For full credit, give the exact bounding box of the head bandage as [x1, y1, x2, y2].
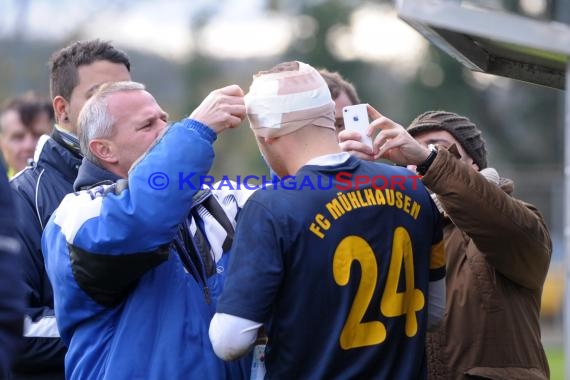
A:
[245, 61, 335, 138]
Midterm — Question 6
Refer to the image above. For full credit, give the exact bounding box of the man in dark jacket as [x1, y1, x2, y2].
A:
[10, 39, 131, 378]
[339, 108, 551, 379]
[0, 160, 24, 379]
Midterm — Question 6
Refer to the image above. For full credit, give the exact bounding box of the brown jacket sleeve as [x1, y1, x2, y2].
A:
[421, 147, 551, 290]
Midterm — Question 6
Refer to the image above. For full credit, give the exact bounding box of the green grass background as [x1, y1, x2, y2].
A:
[547, 346, 564, 380]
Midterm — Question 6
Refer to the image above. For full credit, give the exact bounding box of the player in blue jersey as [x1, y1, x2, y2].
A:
[209, 61, 446, 379]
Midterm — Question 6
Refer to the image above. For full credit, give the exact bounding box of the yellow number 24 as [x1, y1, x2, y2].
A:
[332, 227, 425, 350]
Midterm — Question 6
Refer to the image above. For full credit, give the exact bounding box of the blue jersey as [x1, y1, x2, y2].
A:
[217, 156, 444, 379]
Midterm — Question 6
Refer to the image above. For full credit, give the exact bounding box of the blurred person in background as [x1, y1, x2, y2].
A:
[10, 39, 131, 379]
[0, 159, 25, 379]
[19, 91, 55, 138]
[0, 93, 53, 178]
[319, 68, 360, 133]
[339, 108, 551, 379]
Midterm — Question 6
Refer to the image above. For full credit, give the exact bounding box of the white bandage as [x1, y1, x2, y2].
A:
[245, 61, 335, 138]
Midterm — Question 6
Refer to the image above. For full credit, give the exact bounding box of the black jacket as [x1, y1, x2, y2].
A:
[10, 132, 81, 377]
[0, 161, 24, 379]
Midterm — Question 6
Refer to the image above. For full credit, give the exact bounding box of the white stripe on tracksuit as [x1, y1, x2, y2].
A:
[23, 315, 60, 338]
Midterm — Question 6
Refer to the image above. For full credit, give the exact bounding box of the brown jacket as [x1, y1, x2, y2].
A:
[423, 147, 552, 380]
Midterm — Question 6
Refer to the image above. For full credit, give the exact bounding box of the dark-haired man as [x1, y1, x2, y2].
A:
[10, 39, 131, 378]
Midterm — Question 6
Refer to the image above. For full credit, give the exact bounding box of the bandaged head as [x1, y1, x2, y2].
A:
[245, 61, 336, 138]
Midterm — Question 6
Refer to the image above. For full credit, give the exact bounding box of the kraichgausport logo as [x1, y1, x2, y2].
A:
[147, 172, 422, 191]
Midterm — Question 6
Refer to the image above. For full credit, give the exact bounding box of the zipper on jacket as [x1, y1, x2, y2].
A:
[203, 286, 211, 305]
[174, 221, 211, 304]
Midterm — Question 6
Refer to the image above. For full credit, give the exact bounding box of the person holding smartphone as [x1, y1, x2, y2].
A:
[338, 108, 551, 379]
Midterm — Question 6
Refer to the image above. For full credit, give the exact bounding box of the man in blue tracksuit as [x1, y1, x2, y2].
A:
[42, 81, 247, 379]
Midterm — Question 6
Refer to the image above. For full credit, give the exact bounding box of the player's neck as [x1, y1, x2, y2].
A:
[286, 143, 341, 175]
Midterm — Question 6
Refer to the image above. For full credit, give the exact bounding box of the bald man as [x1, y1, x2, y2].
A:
[209, 61, 446, 379]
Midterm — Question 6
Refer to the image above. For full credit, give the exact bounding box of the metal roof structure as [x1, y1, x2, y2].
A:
[396, 0, 569, 89]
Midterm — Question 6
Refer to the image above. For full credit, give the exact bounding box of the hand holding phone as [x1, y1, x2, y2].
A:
[342, 104, 373, 148]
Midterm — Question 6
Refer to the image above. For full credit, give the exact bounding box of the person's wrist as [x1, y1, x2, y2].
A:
[417, 147, 431, 164]
[416, 144, 437, 175]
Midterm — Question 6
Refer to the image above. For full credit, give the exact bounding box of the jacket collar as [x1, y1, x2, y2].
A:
[499, 177, 514, 195]
[34, 135, 82, 183]
[51, 125, 82, 158]
[74, 158, 122, 191]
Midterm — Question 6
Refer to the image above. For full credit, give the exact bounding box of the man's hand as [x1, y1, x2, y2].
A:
[338, 130, 375, 161]
[339, 104, 430, 166]
[369, 105, 430, 166]
[190, 85, 246, 134]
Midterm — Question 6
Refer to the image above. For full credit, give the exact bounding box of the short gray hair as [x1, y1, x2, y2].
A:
[78, 81, 146, 163]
